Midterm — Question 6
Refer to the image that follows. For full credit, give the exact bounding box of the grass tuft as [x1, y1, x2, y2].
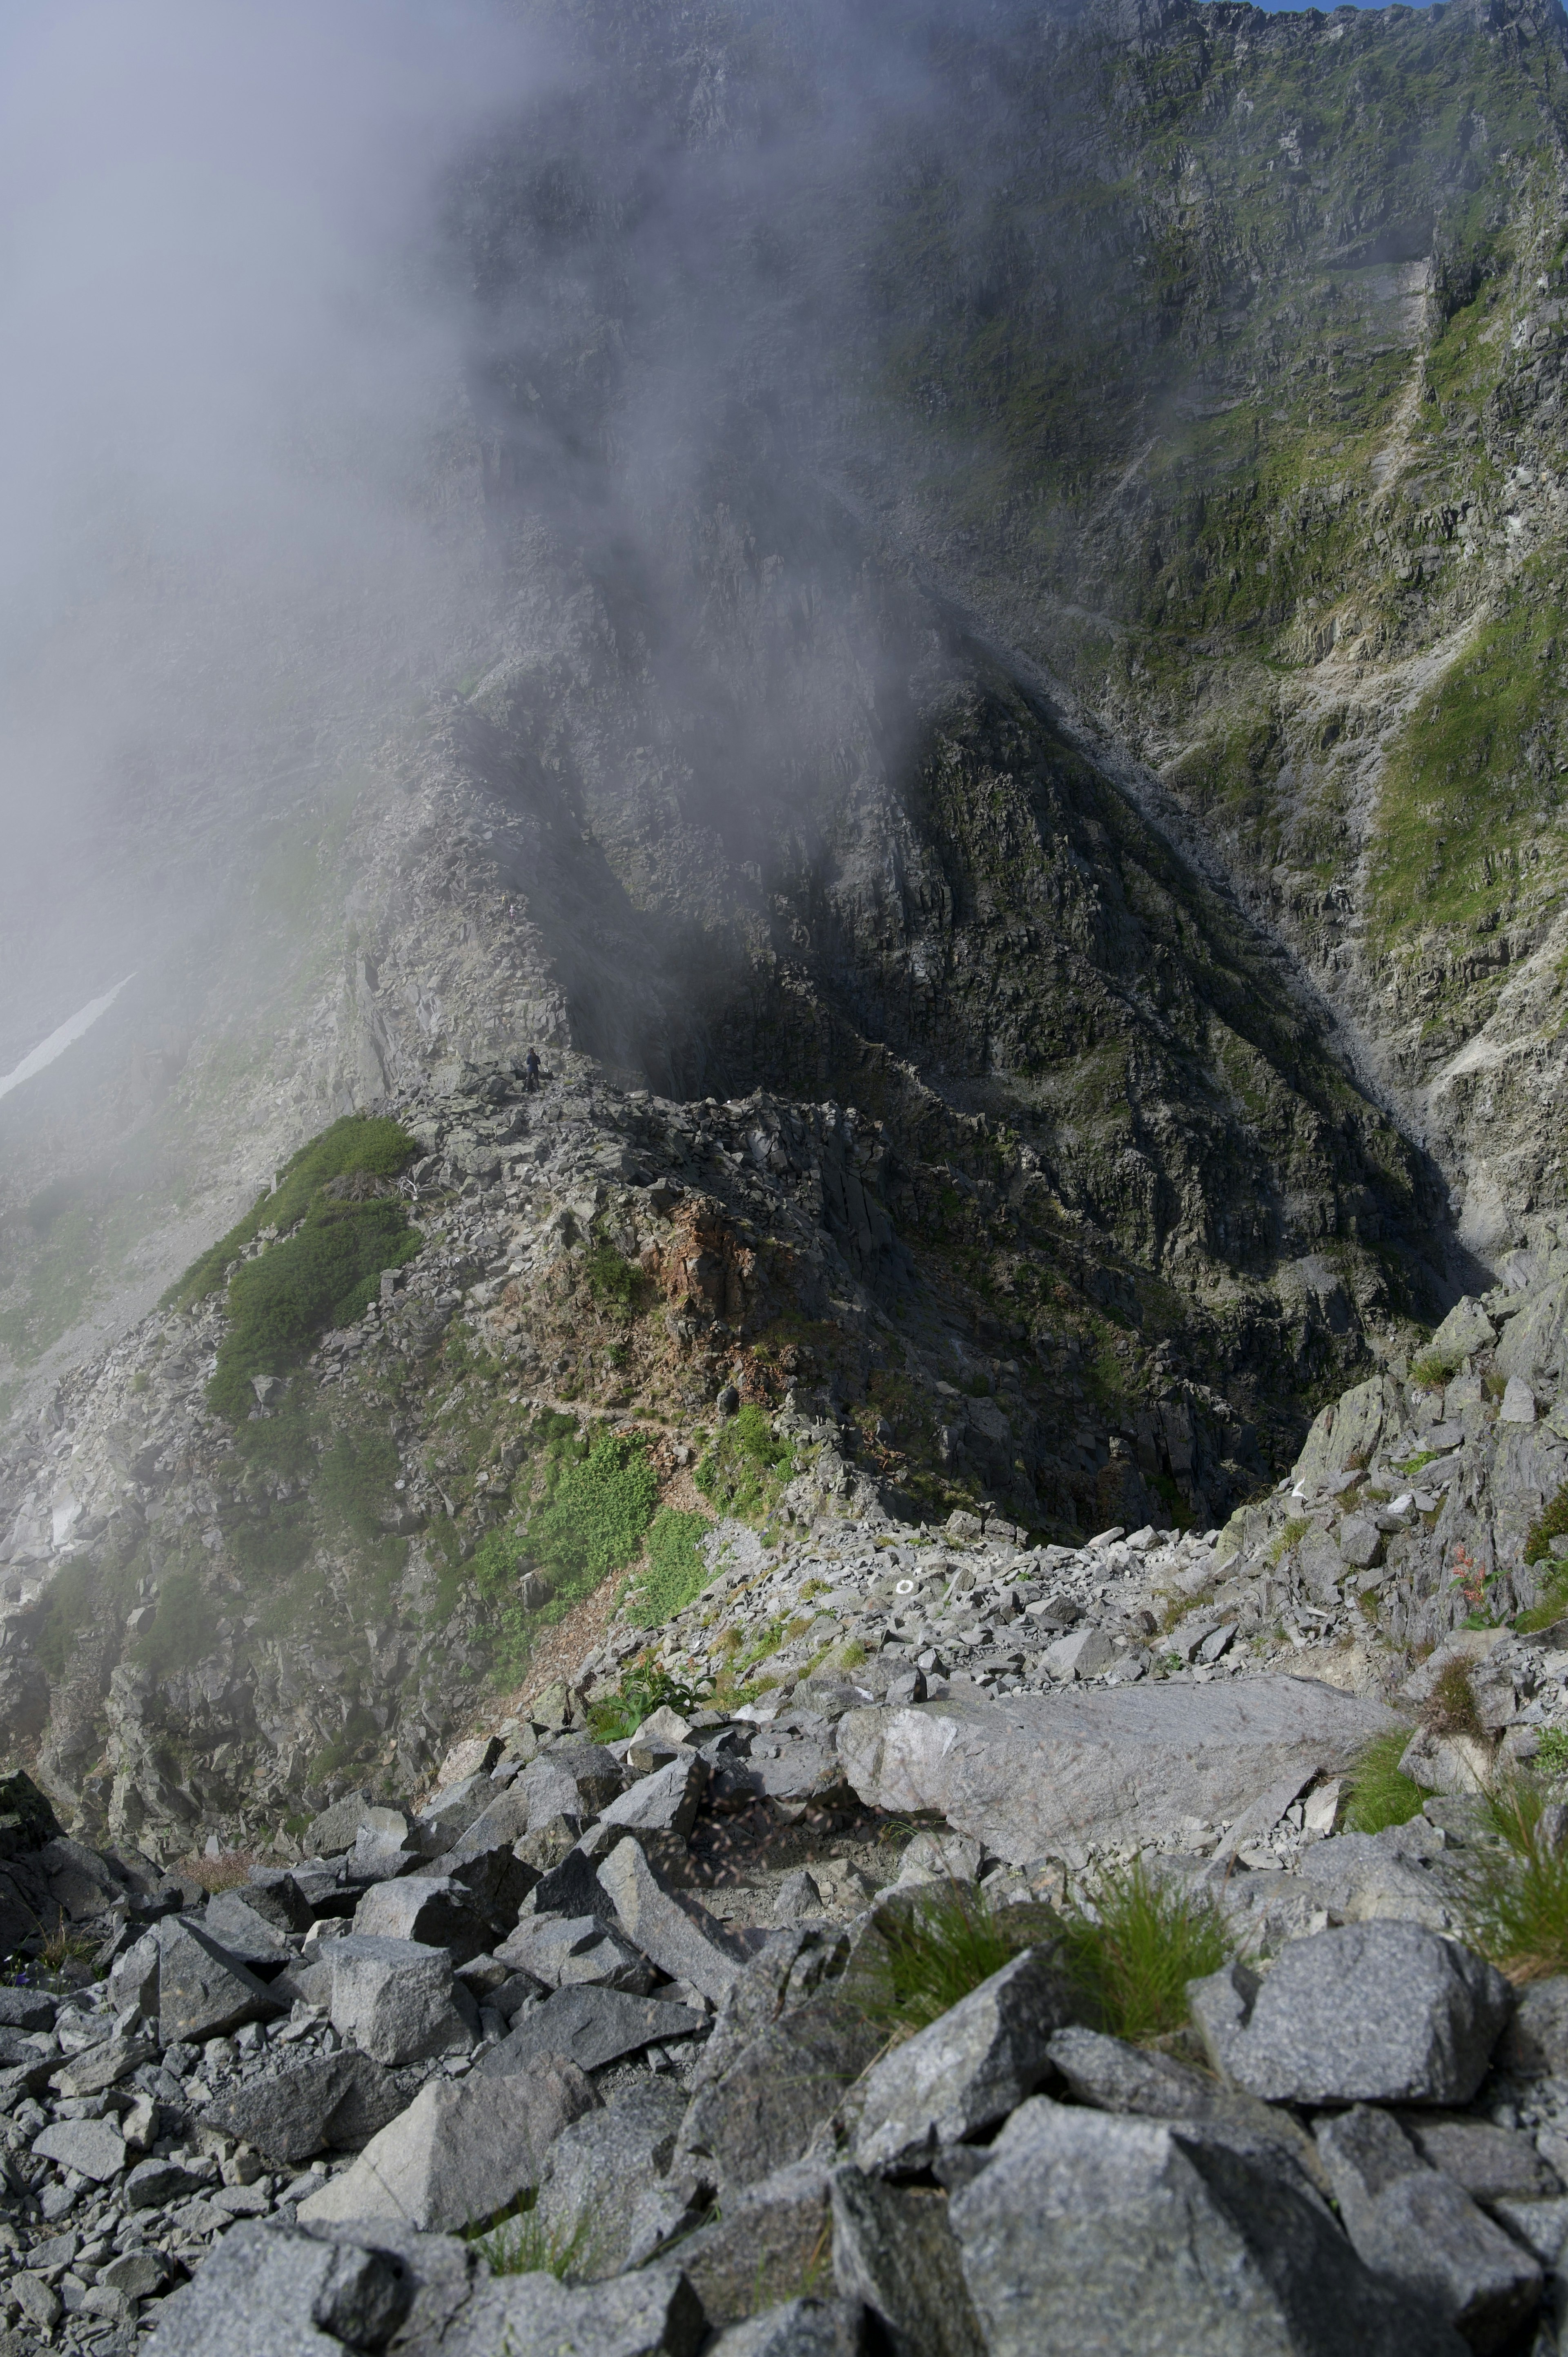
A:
[1525, 1483, 1568, 1569]
[862, 1883, 1047, 2039]
[1462, 1775, 1568, 1982]
[1425, 1659, 1483, 1741]
[1059, 1859, 1232, 2046]
[1341, 1730, 1429, 1833]
[470, 2192, 600, 2281]
[625, 1507, 715, 1628]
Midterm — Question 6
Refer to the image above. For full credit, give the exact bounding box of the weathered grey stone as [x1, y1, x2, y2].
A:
[949, 2098, 1466, 2357]
[0, 1987, 54, 2029]
[479, 1984, 705, 2076]
[598, 1752, 706, 1839]
[125, 2156, 208, 2208]
[305, 1791, 380, 1855]
[853, 1947, 1073, 2174]
[1188, 1922, 1511, 2105]
[681, 2161, 833, 2328]
[523, 1745, 628, 1829]
[1046, 2025, 1218, 2118]
[12, 2275, 60, 2332]
[437, 1735, 504, 1785]
[1292, 1817, 1460, 1931]
[1432, 1297, 1497, 1363]
[1314, 2105, 1541, 2354]
[1498, 1278, 1568, 1393]
[830, 2166, 984, 2357]
[705, 2299, 866, 2357]
[1393, 2111, 1561, 2201]
[499, 1908, 653, 1991]
[443, 1779, 533, 1858]
[413, 1773, 496, 1851]
[1500, 1376, 1537, 1424]
[101, 2250, 169, 2299]
[205, 2049, 417, 2163]
[429, 2263, 704, 2357]
[204, 1889, 296, 1968]
[1338, 1515, 1383, 1570]
[142, 2219, 414, 2357]
[598, 1837, 745, 2002]
[328, 1934, 474, 2067]
[535, 2080, 687, 2279]
[50, 2032, 152, 2098]
[156, 1912, 286, 2043]
[681, 1977, 885, 2193]
[297, 2060, 598, 2232]
[31, 2117, 126, 2182]
[351, 1875, 491, 1962]
[1499, 1975, 1568, 2078]
[243, 1871, 316, 1933]
[836, 1681, 1401, 1864]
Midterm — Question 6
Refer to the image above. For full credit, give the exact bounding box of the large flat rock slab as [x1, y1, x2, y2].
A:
[837, 1679, 1400, 1864]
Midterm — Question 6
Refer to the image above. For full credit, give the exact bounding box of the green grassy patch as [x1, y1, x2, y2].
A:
[134, 1567, 221, 1676]
[584, 1242, 651, 1317]
[1463, 1775, 1568, 1982]
[586, 1664, 706, 1743]
[207, 1195, 420, 1420]
[697, 1405, 793, 1521]
[165, 1113, 418, 1312]
[1342, 1730, 1428, 1833]
[526, 1426, 659, 1594]
[1059, 1859, 1231, 2045]
[1526, 1484, 1568, 1568]
[859, 1883, 1051, 2039]
[624, 1508, 715, 1628]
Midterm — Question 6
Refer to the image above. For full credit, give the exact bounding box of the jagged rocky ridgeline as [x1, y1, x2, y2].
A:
[5, 1652, 1568, 2357]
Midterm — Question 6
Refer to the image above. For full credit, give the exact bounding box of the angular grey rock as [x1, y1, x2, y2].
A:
[1188, 1922, 1511, 2105]
[705, 2299, 866, 2357]
[32, 2117, 126, 2183]
[853, 1947, 1073, 2174]
[522, 1745, 628, 1829]
[351, 1875, 491, 1962]
[681, 2161, 833, 2329]
[1338, 1515, 1383, 1570]
[305, 1790, 381, 1853]
[1432, 1296, 1497, 1363]
[949, 2098, 1466, 2357]
[1500, 1376, 1537, 1423]
[413, 1773, 497, 1851]
[297, 2060, 598, 2232]
[1498, 1975, 1568, 2078]
[680, 1974, 885, 2193]
[156, 1914, 286, 2043]
[442, 1840, 535, 1927]
[204, 2049, 417, 2163]
[327, 1935, 474, 2067]
[204, 1889, 296, 1968]
[444, 1779, 533, 1858]
[1394, 2111, 1561, 2201]
[478, 1984, 705, 2077]
[107, 1926, 162, 2020]
[526, 1844, 621, 1923]
[499, 1908, 652, 1991]
[430, 2262, 704, 2357]
[1046, 2025, 1220, 2118]
[101, 2250, 169, 2299]
[142, 2219, 414, 2357]
[836, 1681, 1400, 1864]
[50, 2033, 153, 2098]
[1292, 1817, 1459, 1932]
[1314, 2105, 1541, 2354]
[126, 2157, 208, 2209]
[242, 1870, 316, 1933]
[535, 2080, 687, 2279]
[830, 2166, 985, 2357]
[598, 1836, 745, 2003]
[0, 1987, 54, 2029]
[1498, 1277, 1568, 1393]
[598, 1752, 706, 1839]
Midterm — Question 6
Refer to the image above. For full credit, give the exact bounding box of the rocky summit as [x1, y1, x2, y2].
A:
[6, 0, 1568, 2349]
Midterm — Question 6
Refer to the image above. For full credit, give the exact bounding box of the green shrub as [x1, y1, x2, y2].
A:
[1526, 1484, 1568, 1569]
[697, 1405, 792, 1519]
[319, 1427, 401, 1547]
[164, 1114, 418, 1311]
[1537, 1728, 1568, 1780]
[133, 1568, 220, 1674]
[1411, 1347, 1462, 1391]
[587, 1665, 705, 1742]
[229, 1507, 313, 1587]
[584, 1242, 650, 1317]
[1425, 1659, 1483, 1741]
[526, 1428, 659, 1599]
[1342, 1730, 1429, 1833]
[207, 1197, 419, 1419]
[625, 1508, 714, 1628]
[33, 1557, 103, 1680]
[1059, 1859, 1232, 2045]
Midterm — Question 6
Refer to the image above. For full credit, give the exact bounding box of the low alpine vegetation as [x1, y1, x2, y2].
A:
[1341, 1730, 1429, 1835]
[1058, 1859, 1232, 2045]
[1462, 1773, 1568, 1982]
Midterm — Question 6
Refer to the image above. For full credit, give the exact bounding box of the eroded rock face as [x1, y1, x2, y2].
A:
[837, 1681, 1399, 1865]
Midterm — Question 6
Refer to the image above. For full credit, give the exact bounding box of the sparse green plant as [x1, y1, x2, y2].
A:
[1425, 1658, 1484, 1742]
[1537, 1729, 1568, 1781]
[526, 1427, 659, 1595]
[1525, 1483, 1568, 1568]
[1411, 1348, 1462, 1392]
[624, 1507, 715, 1628]
[470, 2192, 600, 2281]
[584, 1242, 651, 1318]
[697, 1405, 792, 1521]
[860, 1883, 1047, 2039]
[1058, 1859, 1232, 2045]
[1341, 1730, 1429, 1833]
[1462, 1773, 1568, 1982]
[1266, 1517, 1310, 1568]
[586, 1663, 704, 1742]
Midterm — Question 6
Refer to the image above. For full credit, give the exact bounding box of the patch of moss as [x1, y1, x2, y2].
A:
[207, 1196, 420, 1420]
